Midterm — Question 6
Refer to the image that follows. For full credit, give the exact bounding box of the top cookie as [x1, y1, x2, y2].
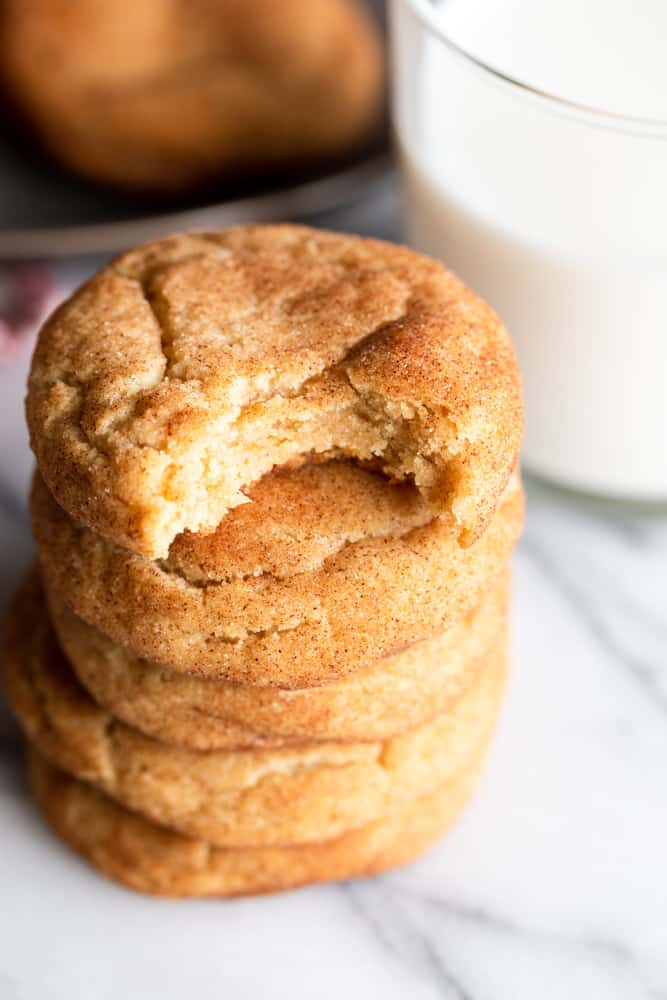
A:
[1, 0, 383, 190]
[26, 225, 523, 559]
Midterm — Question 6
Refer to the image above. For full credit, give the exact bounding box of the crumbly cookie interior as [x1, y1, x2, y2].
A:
[147, 374, 462, 559]
[28, 229, 521, 558]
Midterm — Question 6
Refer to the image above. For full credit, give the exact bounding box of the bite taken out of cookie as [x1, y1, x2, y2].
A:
[27, 225, 523, 560]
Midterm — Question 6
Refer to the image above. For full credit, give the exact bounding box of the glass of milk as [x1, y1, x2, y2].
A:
[390, 0, 667, 499]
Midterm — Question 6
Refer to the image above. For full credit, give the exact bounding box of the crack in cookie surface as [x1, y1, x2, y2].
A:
[27, 226, 523, 557]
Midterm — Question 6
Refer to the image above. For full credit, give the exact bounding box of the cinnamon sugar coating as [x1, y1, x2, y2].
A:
[49, 573, 509, 750]
[27, 226, 522, 558]
[32, 466, 523, 686]
[29, 749, 487, 898]
[4, 573, 506, 848]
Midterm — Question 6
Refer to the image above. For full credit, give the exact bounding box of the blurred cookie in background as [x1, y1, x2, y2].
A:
[0, 0, 384, 192]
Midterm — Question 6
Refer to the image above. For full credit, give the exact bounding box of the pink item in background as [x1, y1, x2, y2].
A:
[0, 264, 59, 360]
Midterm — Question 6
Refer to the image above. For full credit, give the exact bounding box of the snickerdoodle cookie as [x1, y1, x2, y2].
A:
[27, 226, 523, 559]
[29, 749, 485, 897]
[4, 577, 506, 847]
[33, 465, 523, 686]
[1, 0, 383, 191]
[49, 574, 509, 750]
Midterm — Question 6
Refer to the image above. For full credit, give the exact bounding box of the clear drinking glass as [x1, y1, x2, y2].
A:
[390, 0, 667, 500]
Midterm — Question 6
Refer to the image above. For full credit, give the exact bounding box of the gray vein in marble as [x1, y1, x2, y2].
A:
[569, 504, 665, 550]
[525, 478, 667, 549]
[519, 533, 667, 717]
[599, 515, 664, 548]
[340, 882, 473, 999]
[380, 886, 667, 1000]
[601, 584, 667, 645]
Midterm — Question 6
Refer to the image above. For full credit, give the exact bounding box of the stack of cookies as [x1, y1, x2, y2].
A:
[3, 226, 523, 898]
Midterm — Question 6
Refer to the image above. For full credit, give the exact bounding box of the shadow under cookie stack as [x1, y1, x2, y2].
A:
[3, 226, 523, 898]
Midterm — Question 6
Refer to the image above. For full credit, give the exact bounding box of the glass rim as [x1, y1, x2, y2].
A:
[404, 0, 667, 133]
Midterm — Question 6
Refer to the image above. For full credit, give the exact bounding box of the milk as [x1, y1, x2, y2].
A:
[391, 0, 667, 497]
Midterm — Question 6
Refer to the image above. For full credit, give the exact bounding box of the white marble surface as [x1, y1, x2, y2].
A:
[1, 189, 667, 1000]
